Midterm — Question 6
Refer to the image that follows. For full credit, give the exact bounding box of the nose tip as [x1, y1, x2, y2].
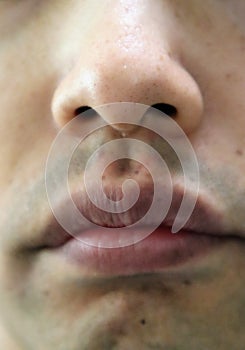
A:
[52, 14, 203, 135]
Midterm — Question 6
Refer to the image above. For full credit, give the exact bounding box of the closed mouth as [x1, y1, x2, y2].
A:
[31, 180, 242, 276]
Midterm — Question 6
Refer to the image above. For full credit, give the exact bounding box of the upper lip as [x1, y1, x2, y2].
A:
[36, 179, 233, 250]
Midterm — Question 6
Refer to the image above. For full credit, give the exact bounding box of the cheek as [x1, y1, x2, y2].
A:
[0, 45, 57, 187]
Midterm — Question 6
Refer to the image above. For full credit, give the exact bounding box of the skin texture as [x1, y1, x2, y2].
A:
[0, 0, 245, 349]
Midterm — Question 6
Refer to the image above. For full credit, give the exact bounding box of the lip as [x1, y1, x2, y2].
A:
[55, 226, 227, 276]
[36, 181, 235, 276]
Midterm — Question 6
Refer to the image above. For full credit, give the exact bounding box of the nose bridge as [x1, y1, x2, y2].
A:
[89, 0, 171, 68]
[65, 1, 172, 104]
[52, 1, 203, 134]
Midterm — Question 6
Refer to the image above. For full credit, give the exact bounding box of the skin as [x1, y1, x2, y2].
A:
[0, 0, 245, 349]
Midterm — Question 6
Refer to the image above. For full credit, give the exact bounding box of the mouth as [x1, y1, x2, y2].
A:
[35, 179, 239, 277]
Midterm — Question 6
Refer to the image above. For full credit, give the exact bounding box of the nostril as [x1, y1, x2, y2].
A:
[151, 103, 177, 117]
[74, 105, 92, 117]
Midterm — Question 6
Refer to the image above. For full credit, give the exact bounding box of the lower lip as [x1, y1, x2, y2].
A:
[54, 227, 224, 276]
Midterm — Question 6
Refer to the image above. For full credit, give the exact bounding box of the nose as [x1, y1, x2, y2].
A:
[52, 1, 203, 135]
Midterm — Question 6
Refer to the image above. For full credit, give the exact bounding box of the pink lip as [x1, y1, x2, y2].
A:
[52, 226, 226, 276]
[37, 181, 232, 276]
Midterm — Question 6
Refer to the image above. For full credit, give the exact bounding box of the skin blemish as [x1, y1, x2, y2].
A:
[225, 72, 232, 80]
[236, 149, 243, 156]
[140, 319, 146, 325]
[42, 289, 50, 296]
[183, 279, 192, 286]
